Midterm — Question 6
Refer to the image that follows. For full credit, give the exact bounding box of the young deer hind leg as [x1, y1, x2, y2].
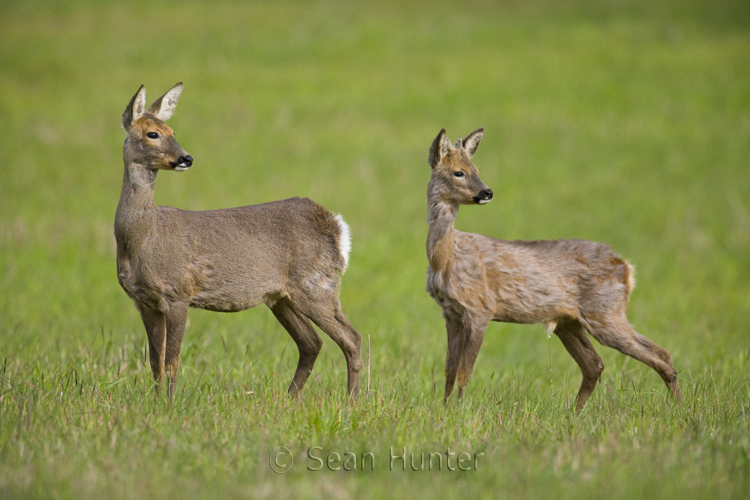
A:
[270, 298, 323, 396]
[587, 316, 681, 400]
[300, 299, 362, 398]
[554, 319, 605, 410]
[164, 301, 189, 400]
[136, 303, 167, 394]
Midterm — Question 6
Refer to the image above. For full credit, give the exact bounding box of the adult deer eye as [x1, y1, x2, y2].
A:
[147, 132, 159, 139]
[453, 171, 465, 178]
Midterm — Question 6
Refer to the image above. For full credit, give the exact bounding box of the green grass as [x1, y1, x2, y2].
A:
[1, 0, 749, 498]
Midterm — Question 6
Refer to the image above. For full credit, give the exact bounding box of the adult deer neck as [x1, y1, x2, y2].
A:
[115, 156, 158, 252]
[117, 160, 158, 211]
[426, 182, 458, 275]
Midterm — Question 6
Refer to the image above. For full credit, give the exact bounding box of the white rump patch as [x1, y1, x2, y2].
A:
[625, 260, 636, 295]
[333, 213, 352, 273]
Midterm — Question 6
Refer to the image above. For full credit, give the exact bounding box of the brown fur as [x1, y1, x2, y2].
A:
[426, 128, 681, 409]
[116, 83, 362, 399]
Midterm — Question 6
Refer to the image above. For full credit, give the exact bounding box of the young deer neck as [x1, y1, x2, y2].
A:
[426, 180, 459, 275]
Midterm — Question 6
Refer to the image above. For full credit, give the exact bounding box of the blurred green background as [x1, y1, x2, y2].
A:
[1, 0, 749, 498]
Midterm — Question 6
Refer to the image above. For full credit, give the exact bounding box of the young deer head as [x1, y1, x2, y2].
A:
[425, 128, 680, 410]
[115, 83, 362, 400]
[428, 128, 493, 206]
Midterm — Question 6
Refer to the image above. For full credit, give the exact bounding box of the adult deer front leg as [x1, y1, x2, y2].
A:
[164, 301, 189, 400]
[137, 303, 167, 394]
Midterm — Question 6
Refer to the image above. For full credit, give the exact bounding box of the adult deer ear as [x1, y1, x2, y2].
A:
[428, 129, 453, 169]
[122, 85, 146, 129]
[462, 128, 484, 158]
[148, 82, 183, 121]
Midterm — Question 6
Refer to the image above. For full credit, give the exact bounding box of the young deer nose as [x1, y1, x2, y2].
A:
[178, 155, 193, 167]
[474, 189, 494, 204]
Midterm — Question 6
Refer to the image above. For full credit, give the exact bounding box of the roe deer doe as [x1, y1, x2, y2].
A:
[425, 128, 681, 410]
[116, 83, 362, 399]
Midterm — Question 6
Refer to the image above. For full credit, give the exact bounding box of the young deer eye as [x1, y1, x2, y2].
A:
[453, 171, 465, 178]
[147, 132, 159, 139]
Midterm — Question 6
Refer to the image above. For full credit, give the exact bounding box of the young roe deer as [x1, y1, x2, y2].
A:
[426, 128, 681, 409]
[116, 83, 362, 399]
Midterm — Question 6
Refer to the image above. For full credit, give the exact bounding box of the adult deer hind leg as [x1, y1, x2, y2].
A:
[554, 319, 605, 410]
[587, 314, 681, 400]
[269, 298, 323, 396]
[296, 294, 362, 398]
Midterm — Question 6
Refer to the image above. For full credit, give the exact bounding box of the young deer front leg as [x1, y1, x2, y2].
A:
[444, 312, 489, 402]
[443, 312, 465, 403]
[456, 317, 489, 399]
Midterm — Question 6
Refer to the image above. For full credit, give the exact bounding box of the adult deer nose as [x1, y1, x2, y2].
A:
[178, 155, 193, 167]
[474, 189, 493, 204]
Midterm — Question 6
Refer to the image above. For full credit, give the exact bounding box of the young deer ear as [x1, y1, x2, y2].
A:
[462, 127, 484, 158]
[428, 129, 453, 169]
[122, 85, 147, 129]
[148, 82, 183, 121]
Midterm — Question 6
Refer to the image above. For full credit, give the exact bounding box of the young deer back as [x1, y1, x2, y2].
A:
[425, 128, 680, 409]
[116, 83, 362, 398]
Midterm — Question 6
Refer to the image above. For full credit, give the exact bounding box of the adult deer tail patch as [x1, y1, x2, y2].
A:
[332, 213, 352, 274]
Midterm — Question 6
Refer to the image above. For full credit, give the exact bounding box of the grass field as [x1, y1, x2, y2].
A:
[1, 0, 749, 498]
